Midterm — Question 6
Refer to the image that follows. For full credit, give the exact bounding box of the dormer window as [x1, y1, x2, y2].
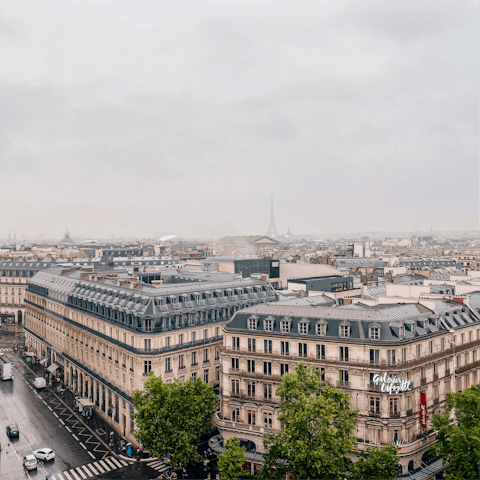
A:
[316, 323, 326, 336]
[280, 319, 291, 333]
[263, 318, 274, 331]
[369, 326, 380, 340]
[399, 326, 404, 339]
[298, 320, 309, 335]
[339, 324, 350, 338]
[248, 317, 258, 330]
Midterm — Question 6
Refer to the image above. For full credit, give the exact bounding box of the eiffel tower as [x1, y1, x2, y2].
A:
[266, 197, 279, 238]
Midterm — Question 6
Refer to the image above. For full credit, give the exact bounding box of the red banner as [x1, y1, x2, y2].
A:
[420, 392, 427, 428]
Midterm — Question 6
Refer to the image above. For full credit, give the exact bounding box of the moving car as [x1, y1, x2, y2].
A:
[33, 448, 55, 461]
[23, 454, 38, 470]
[6, 423, 19, 437]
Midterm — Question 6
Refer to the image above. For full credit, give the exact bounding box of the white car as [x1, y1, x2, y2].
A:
[33, 448, 55, 461]
[23, 454, 38, 470]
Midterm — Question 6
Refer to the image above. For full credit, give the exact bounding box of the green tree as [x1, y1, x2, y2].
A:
[429, 385, 480, 480]
[349, 444, 398, 480]
[132, 373, 218, 467]
[261, 362, 358, 480]
[217, 436, 247, 480]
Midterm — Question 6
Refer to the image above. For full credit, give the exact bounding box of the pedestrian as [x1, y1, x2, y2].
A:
[126, 446, 132, 457]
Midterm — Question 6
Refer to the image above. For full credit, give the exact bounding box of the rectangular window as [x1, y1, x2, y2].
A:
[215, 347, 219, 360]
[264, 361, 272, 375]
[340, 346, 349, 362]
[370, 327, 379, 340]
[144, 339, 151, 351]
[247, 410, 256, 425]
[165, 336, 171, 347]
[316, 344, 325, 360]
[215, 327, 219, 337]
[416, 344, 421, 358]
[402, 348, 407, 363]
[389, 398, 399, 415]
[264, 319, 273, 331]
[203, 329, 208, 339]
[203, 369, 209, 383]
[247, 382, 255, 397]
[203, 349, 209, 363]
[316, 323, 326, 336]
[247, 360, 255, 373]
[248, 318, 257, 330]
[264, 384, 272, 399]
[339, 370, 349, 385]
[429, 341, 433, 354]
[179, 334, 184, 345]
[280, 363, 289, 376]
[191, 331, 196, 342]
[281, 341, 289, 356]
[387, 349, 396, 364]
[248, 338, 256, 352]
[299, 323, 308, 334]
[298, 343, 307, 358]
[281, 321, 290, 333]
[191, 351, 197, 366]
[145, 319, 152, 332]
[461, 333, 464, 344]
[264, 412, 273, 428]
[165, 358, 171, 373]
[232, 336, 240, 351]
[264, 340, 272, 354]
[441, 338, 445, 351]
[232, 408, 240, 422]
[369, 349, 380, 364]
[178, 355, 185, 370]
[231, 357, 239, 371]
[370, 397, 380, 414]
[231, 379, 240, 395]
[144, 361, 152, 374]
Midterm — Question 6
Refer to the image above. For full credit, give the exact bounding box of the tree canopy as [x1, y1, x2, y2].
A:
[429, 384, 480, 480]
[348, 444, 399, 480]
[132, 373, 218, 467]
[261, 362, 358, 480]
[217, 436, 248, 480]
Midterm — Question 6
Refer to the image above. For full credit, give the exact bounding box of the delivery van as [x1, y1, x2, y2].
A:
[34, 377, 47, 389]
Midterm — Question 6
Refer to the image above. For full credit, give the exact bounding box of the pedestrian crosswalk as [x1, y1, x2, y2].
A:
[47, 456, 127, 480]
[0, 348, 13, 353]
[147, 459, 170, 474]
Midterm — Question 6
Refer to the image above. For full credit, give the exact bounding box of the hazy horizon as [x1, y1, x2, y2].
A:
[0, 0, 478, 238]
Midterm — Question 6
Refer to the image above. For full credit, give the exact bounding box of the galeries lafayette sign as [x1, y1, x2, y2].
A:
[372, 373, 412, 394]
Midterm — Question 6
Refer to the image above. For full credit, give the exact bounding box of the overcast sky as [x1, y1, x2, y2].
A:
[0, 0, 478, 240]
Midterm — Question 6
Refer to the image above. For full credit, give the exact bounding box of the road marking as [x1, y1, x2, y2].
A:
[75, 466, 87, 479]
[65, 426, 72, 432]
[93, 461, 105, 473]
[149, 460, 163, 468]
[53, 412, 59, 417]
[120, 459, 128, 466]
[72, 433, 79, 441]
[68, 469, 81, 480]
[79, 442, 87, 449]
[42, 400, 47, 405]
[81, 465, 93, 477]
[99, 459, 111, 471]
[59, 418, 65, 425]
[103, 457, 117, 469]
[47, 405, 53, 411]
[87, 451, 95, 459]
[62, 471, 73, 480]
[109, 457, 123, 468]
[85, 463, 98, 475]
[57, 474, 65, 480]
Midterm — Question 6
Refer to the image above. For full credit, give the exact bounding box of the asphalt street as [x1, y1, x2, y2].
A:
[0, 331, 133, 480]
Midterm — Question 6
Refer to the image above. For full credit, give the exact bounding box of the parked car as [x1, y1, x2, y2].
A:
[33, 377, 46, 389]
[6, 423, 19, 437]
[33, 448, 55, 461]
[23, 454, 38, 470]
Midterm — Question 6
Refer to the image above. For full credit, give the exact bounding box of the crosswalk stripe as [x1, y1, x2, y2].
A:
[85, 463, 99, 475]
[103, 458, 116, 469]
[80, 465, 93, 477]
[109, 457, 123, 468]
[93, 461, 105, 474]
[62, 471, 73, 480]
[99, 460, 111, 471]
[75, 467, 87, 479]
[156, 465, 170, 472]
[148, 460, 163, 468]
[120, 459, 128, 466]
[69, 468, 81, 480]
[57, 474, 65, 480]
[50, 475, 57, 480]
[87, 451, 95, 459]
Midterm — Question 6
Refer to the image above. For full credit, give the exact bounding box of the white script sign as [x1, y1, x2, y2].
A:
[372, 373, 412, 394]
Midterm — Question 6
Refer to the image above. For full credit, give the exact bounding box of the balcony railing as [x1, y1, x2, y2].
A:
[445, 369, 451, 376]
[338, 380, 350, 388]
[433, 373, 439, 382]
[406, 408, 413, 416]
[389, 412, 400, 418]
[434, 398, 439, 405]
[421, 377, 427, 385]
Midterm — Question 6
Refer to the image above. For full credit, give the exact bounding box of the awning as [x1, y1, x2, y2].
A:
[77, 398, 95, 407]
[47, 363, 59, 373]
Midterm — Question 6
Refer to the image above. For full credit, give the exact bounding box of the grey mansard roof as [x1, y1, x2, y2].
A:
[224, 299, 480, 342]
